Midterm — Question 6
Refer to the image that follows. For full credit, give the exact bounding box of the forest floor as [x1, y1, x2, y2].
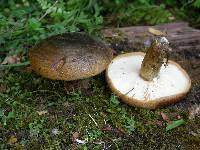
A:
[1, 24, 200, 149]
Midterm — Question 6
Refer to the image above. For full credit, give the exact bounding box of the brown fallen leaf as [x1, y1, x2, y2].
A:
[101, 125, 112, 131]
[8, 135, 17, 145]
[93, 140, 104, 145]
[160, 112, 171, 123]
[188, 105, 200, 119]
[176, 115, 181, 119]
[148, 27, 166, 36]
[155, 120, 163, 127]
[36, 110, 48, 116]
[72, 132, 79, 142]
[116, 127, 125, 133]
[1, 55, 20, 65]
[71, 132, 86, 144]
[100, 112, 108, 117]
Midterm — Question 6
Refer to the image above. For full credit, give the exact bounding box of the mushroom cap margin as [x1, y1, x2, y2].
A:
[106, 52, 191, 109]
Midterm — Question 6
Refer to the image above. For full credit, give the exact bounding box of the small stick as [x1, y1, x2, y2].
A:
[39, 0, 59, 21]
[0, 61, 30, 68]
[88, 114, 98, 127]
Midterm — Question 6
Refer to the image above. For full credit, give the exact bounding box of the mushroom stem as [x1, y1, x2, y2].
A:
[140, 37, 170, 81]
[64, 78, 91, 94]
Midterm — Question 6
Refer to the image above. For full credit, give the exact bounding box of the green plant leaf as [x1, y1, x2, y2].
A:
[194, 0, 200, 8]
[7, 111, 15, 119]
[125, 117, 136, 133]
[110, 95, 120, 106]
[0, 110, 4, 117]
[166, 119, 185, 131]
[28, 18, 41, 30]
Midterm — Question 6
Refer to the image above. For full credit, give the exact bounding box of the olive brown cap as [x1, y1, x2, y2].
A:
[29, 32, 113, 80]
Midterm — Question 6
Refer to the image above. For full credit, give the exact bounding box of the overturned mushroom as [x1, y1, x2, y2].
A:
[106, 37, 191, 109]
[29, 32, 113, 91]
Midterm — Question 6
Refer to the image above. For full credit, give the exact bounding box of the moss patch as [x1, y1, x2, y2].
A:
[0, 68, 200, 149]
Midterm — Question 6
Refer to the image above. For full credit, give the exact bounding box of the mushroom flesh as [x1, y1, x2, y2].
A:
[106, 37, 191, 109]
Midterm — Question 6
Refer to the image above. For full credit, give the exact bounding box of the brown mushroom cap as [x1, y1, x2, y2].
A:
[106, 52, 191, 109]
[29, 32, 113, 80]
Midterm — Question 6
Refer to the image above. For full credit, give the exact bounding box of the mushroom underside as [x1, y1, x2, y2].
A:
[106, 52, 191, 109]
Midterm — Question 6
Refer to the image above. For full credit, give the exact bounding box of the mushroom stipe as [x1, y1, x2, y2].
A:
[106, 52, 191, 109]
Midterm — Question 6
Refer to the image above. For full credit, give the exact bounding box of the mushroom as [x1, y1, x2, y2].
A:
[29, 32, 113, 91]
[106, 37, 191, 109]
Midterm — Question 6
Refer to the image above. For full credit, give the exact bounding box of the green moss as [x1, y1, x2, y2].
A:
[0, 69, 200, 149]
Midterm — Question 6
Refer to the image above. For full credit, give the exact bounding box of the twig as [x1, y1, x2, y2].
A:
[125, 86, 135, 96]
[102, 133, 120, 150]
[32, 90, 62, 99]
[39, 0, 59, 21]
[88, 114, 98, 127]
[0, 61, 30, 68]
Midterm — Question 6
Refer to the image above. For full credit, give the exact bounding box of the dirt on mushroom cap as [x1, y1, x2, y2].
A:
[29, 32, 113, 81]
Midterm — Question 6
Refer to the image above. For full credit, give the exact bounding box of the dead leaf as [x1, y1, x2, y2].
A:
[1, 55, 20, 65]
[188, 105, 200, 119]
[155, 120, 163, 127]
[8, 135, 17, 145]
[148, 27, 166, 36]
[93, 140, 104, 144]
[36, 110, 48, 116]
[160, 112, 171, 123]
[100, 112, 108, 117]
[72, 132, 79, 142]
[71, 132, 86, 144]
[101, 125, 112, 131]
[176, 115, 181, 119]
[75, 139, 86, 144]
[117, 127, 125, 133]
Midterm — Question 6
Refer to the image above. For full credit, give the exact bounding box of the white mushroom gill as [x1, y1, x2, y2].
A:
[107, 53, 190, 101]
